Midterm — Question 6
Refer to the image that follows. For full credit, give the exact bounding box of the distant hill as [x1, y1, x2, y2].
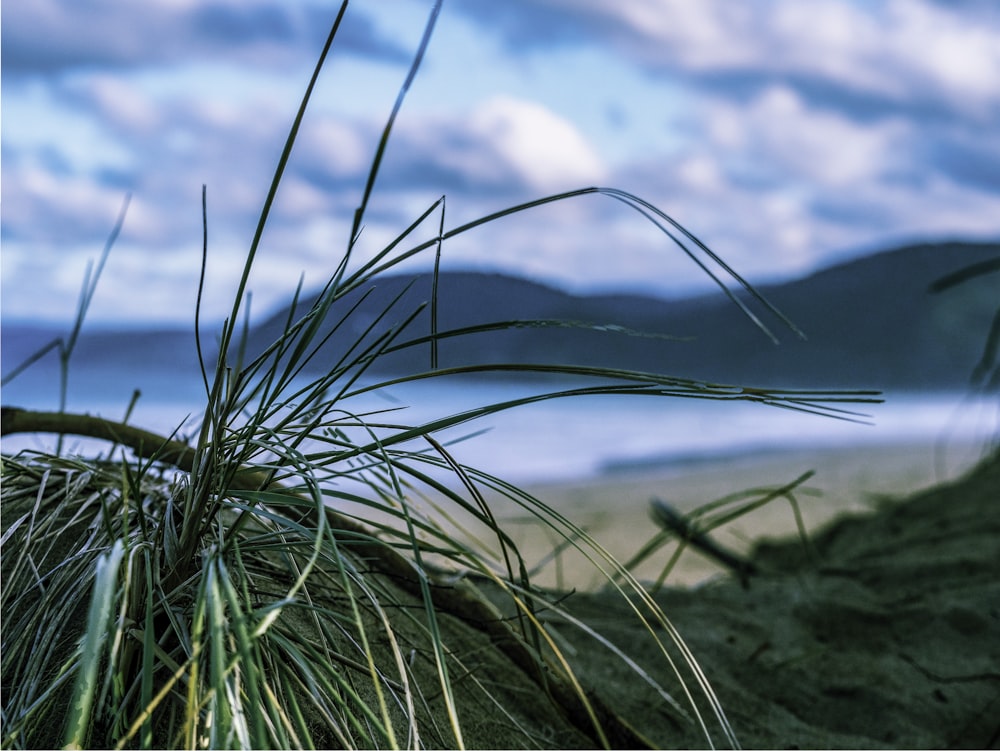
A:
[1, 326, 202, 381]
[243, 241, 1000, 390]
[3, 241, 998, 392]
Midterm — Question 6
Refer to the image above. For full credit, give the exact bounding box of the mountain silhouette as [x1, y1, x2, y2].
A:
[243, 241, 1000, 390]
[3, 241, 997, 392]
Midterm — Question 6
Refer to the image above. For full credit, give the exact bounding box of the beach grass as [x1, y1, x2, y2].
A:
[0, 2, 885, 748]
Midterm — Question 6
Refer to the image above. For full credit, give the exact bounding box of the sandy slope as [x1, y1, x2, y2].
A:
[551, 445, 1000, 748]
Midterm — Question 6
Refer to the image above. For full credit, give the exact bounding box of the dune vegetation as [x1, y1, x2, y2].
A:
[0, 3, 893, 748]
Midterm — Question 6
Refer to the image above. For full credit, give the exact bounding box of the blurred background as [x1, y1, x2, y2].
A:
[3, 0, 998, 482]
[4, 0, 999, 324]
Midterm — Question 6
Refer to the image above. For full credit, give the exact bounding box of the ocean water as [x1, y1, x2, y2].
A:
[2, 359, 997, 484]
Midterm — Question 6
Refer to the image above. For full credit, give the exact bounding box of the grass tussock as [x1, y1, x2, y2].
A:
[1, 2, 879, 748]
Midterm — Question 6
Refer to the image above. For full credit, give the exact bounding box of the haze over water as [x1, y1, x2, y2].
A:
[4, 359, 996, 485]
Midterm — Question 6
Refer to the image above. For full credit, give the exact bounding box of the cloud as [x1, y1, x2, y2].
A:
[1, 0, 410, 77]
[2, 58, 613, 324]
[383, 96, 606, 197]
[4, 0, 999, 326]
[455, 0, 1000, 124]
[699, 85, 910, 189]
[465, 96, 607, 192]
[449, 0, 1000, 271]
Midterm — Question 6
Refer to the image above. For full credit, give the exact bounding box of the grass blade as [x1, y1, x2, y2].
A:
[63, 540, 125, 750]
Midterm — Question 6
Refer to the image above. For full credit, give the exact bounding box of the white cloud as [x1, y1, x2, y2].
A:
[711, 85, 908, 187]
[466, 96, 607, 192]
[883, 0, 1000, 115]
[518, 0, 1000, 120]
[675, 156, 724, 193]
[2, 161, 130, 243]
[67, 76, 162, 134]
[296, 116, 372, 181]
[600, 0, 760, 68]
[3, 0, 999, 326]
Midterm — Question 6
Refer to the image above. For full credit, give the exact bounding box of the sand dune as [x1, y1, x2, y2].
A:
[480, 440, 1000, 747]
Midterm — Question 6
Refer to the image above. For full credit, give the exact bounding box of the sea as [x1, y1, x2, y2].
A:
[2, 356, 997, 485]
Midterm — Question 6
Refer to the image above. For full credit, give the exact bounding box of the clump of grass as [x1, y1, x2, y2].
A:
[1, 2, 879, 748]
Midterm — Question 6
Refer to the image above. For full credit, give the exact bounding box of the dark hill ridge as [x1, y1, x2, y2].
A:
[246, 240, 999, 389]
[2, 241, 997, 391]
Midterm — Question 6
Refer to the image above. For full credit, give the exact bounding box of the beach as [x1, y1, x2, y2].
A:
[480, 437, 1000, 748]
[3, 417, 997, 747]
[494, 437, 993, 590]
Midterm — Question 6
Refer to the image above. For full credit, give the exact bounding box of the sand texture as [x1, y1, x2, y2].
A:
[505, 439, 991, 590]
[533, 446, 1000, 748]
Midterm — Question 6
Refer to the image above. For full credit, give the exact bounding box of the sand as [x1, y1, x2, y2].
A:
[569, 443, 1000, 747]
[469, 438, 1000, 748]
[495, 438, 994, 590]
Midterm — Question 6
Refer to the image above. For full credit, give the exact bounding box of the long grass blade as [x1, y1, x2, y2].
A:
[63, 540, 125, 750]
[348, 0, 443, 254]
[218, 2, 350, 375]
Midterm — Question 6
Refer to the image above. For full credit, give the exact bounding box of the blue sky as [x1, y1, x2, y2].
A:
[3, 0, 1000, 326]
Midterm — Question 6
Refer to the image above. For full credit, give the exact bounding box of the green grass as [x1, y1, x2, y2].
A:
[0, 2, 880, 748]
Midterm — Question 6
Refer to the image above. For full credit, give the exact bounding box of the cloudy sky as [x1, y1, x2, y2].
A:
[4, 0, 1000, 327]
